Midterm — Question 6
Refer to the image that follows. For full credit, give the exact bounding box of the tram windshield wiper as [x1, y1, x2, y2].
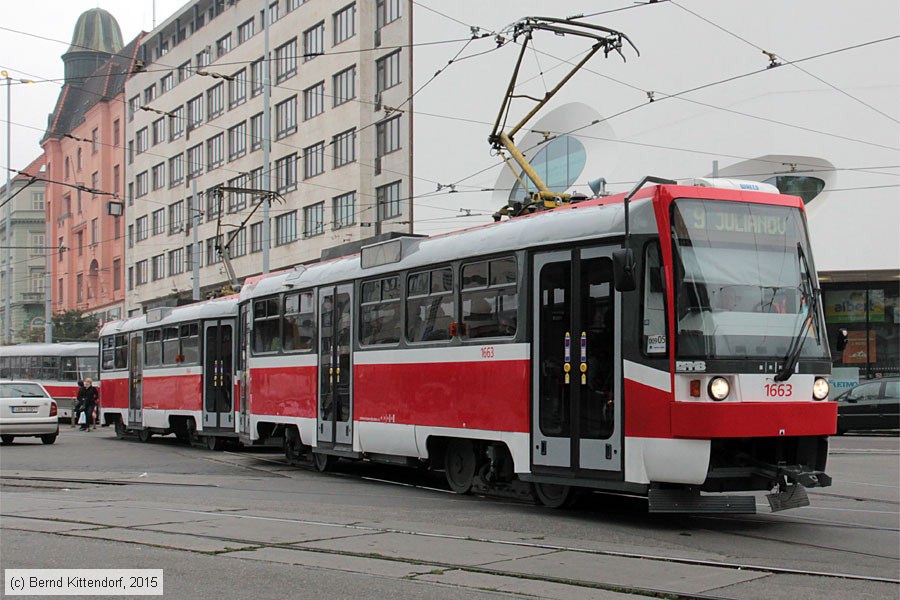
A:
[774, 243, 818, 382]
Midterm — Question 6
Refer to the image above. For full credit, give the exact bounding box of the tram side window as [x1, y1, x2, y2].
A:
[61, 356, 79, 381]
[406, 267, 454, 343]
[180, 323, 200, 364]
[283, 291, 315, 352]
[114, 334, 128, 369]
[0, 356, 8, 378]
[77, 356, 98, 380]
[642, 241, 667, 355]
[102, 337, 115, 370]
[162, 327, 180, 365]
[360, 276, 401, 345]
[461, 257, 518, 339]
[42, 356, 61, 381]
[145, 329, 162, 366]
[253, 298, 281, 353]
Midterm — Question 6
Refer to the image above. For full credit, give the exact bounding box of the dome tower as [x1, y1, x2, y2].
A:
[62, 8, 124, 86]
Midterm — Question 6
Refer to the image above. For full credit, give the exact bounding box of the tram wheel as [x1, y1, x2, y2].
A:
[206, 435, 223, 451]
[1, 435, 14, 445]
[444, 439, 476, 494]
[284, 433, 305, 466]
[114, 419, 127, 440]
[313, 451, 337, 472]
[137, 428, 152, 443]
[532, 483, 578, 509]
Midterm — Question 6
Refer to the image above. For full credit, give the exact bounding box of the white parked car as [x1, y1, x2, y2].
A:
[0, 381, 59, 445]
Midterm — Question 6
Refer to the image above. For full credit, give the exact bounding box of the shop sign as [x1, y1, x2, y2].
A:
[825, 289, 884, 323]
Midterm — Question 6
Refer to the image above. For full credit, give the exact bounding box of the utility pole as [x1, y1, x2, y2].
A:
[261, 0, 272, 273]
[191, 180, 200, 301]
[4, 73, 11, 343]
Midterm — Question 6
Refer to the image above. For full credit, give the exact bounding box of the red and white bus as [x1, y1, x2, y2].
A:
[98, 297, 239, 449]
[0, 343, 99, 420]
[235, 181, 839, 513]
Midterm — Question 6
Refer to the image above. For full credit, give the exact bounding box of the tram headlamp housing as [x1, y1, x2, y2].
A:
[812, 377, 830, 400]
[708, 377, 730, 401]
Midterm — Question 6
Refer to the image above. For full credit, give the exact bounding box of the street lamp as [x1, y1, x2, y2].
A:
[2, 71, 35, 344]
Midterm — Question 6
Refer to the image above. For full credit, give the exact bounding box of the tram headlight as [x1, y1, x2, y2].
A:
[708, 377, 730, 401]
[812, 377, 830, 400]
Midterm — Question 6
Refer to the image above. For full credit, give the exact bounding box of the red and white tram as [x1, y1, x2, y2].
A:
[0, 343, 99, 420]
[98, 296, 239, 449]
[237, 181, 839, 513]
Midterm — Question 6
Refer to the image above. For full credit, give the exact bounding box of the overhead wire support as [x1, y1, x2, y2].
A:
[487, 17, 638, 219]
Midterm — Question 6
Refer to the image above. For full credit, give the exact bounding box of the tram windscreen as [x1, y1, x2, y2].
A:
[671, 199, 828, 360]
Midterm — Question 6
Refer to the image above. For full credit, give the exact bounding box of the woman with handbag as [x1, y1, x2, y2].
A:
[79, 378, 99, 431]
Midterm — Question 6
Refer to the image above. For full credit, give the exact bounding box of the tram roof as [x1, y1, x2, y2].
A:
[0, 342, 98, 356]
[242, 195, 658, 300]
[99, 296, 239, 336]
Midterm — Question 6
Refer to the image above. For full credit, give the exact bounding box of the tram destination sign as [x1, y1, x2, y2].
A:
[677, 200, 799, 240]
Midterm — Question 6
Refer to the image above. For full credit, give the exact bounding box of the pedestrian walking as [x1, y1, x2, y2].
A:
[72, 380, 85, 428]
[80, 378, 99, 431]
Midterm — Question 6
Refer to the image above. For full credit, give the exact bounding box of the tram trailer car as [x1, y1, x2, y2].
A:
[98, 296, 239, 449]
[238, 181, 838, 513]
[0, 343, 99, 421]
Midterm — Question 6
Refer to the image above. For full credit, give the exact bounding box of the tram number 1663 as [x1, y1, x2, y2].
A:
[481, 346, 496, 359]
[764, 383, 793, 398]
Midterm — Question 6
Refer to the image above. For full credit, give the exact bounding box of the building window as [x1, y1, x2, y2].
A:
[91, 128, 99, 153]
[227, 174, 248, 212]
[113, 119, 120, 146]
[136, 258, 158, 288]
[144, 84, 157, 104]
[91, 218, 99, 244]
[333, 4, 356, 46]
[376, 115, 401, 157]
[303, 142, 325, 179]
[31, 191, 45, 210]
[207, 134, 224, 170]
[169, 106, 185, 140]
[333, 192, 355, 229]
[264, 1, 280, 24]
[136, 127, 148, 154]
[206, 236, 223, 265]
[207, 83, 225, 120]
[135, 171, 149, 198]
[113, 258, 121, 291]
[30, 234, 45, 256]
[128, 95, 140, 121]
[187, 95, 203, 130]
[206, 189, 221, 222]
[136, 216, 149, 241]
[76, 273, 83, 303]
[250, 221, 263, 253]
[238, 18, 255, 44]
[332, 128, 356, 168]
[178, 61, 192, 82]
[196, 47, 211, 68]
[231, 227, 247, 257]
[275, 38, 298, 83]
[152, 118, 165, 145]
[303, 81, 325, 120]
[250, 112, 264, 151]
[152, 254, 165, 281]
[113, 165, 120, 195]
[275, 96, 298, 139]
[168, 247, 184, 275]
[91, 171, 100, 196]
[169, 154, 184, 187]
[152, 208, 165, 236]
[332, 65, 356, 107]
[376, 50, 401, 94]
[286, 0, 304, 12]
[229, 69, 247, 108]
[377, 180, 402, 220]
[303, 202, 324, 238]
[151, 163, 165, 190]
[303, 22, 324, 62]
[127, 141, 133, 165]
[228, 121, 247, 160]
[376, 0, 401, 29]
[275, 154, 297, 192]
[275, 211, 298, 246]
[169, 201, 184, 234]
[216, 33, 232, 58]
[161, 72, 174, 93]
[250, 58, 264, 97]
[187, 144, 203, 180]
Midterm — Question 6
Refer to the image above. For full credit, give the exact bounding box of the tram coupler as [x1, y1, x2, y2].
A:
[766, 482, 809, 512]
[764, 465, 831, 512]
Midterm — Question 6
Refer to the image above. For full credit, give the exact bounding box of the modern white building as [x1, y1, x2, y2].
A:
[125, 0, 412, 311]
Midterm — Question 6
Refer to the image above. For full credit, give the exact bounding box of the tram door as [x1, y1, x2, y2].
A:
[238, 305, 251, 435]
[317, 284, 353, 447]
[202, 320, 235, 431]
[128, 333, 143, 426]
[532, 248, 622, 472]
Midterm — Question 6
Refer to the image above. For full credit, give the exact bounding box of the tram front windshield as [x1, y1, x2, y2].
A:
[672, 198, 827, 360]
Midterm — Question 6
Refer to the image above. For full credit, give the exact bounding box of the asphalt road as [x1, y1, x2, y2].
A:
[1, 427, 897, 599]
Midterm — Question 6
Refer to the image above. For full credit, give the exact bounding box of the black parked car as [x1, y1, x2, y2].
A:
[835, 377, 900, 434]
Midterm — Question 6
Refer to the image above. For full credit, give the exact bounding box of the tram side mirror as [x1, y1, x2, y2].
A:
[613, 248, 637, 292]
[836, 328, 848, 352]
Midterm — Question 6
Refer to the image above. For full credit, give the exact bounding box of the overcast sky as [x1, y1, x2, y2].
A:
[0, 0, 187, 173]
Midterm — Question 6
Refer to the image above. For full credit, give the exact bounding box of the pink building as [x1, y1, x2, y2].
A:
[42, 9, 143, 323]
